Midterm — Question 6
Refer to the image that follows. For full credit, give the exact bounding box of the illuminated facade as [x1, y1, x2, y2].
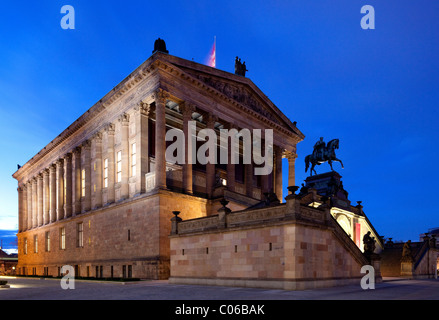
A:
[12, 48, 303, 279]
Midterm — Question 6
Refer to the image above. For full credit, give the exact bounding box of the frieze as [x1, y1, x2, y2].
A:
[227, 207, 286, 225]
[195, 75, 280, 125]
[178, 216, 218, 234]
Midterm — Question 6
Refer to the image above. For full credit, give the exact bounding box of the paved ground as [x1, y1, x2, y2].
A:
[0, 276, 438, 300]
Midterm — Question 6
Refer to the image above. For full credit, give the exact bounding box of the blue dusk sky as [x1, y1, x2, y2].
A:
[0, 0, 438, 251]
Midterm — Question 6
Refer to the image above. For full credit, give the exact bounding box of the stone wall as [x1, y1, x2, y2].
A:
[169, 198, 370, 290]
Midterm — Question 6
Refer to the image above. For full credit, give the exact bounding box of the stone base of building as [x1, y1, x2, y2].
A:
[169, 276, 363, 291]
[17, 256, 170, 280]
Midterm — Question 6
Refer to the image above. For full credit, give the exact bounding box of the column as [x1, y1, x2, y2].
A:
[91, 132, 103, 209]
[206, 113, 217, 198]
[17, 187, 24, 233]
[180, 102, 194, 194]
[56, 159, 64, 221]
[286, 150, 298, 190]
[135, 102, 150, 195]
[22, 185, 28, 231]
[42, 169, 50, 224]
[154, 89, 168, 190]
[118, 113, 130, 200]
[81, 140, 91, 213]
[37, 174, 43, 226]
[32, 178, 37, 228]
[226, 124, 237, 193]
[72, 147, 81, 215]
[274, 146, 283, 202]
[49, 164, 57, 223]
[27, 181, 32, 229]
[104, 123, 116, 204]
[64, 153, 72, 218]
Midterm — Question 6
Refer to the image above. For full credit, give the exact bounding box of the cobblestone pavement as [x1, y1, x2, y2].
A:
[0, 277, 438, 300]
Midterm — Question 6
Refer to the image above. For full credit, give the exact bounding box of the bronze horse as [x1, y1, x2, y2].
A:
[305, 139, 344, 176]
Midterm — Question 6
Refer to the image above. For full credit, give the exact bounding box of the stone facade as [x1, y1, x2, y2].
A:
[12, 47, 303, 279]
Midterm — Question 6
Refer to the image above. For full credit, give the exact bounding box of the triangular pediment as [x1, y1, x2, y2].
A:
[156, 54, 302, 137]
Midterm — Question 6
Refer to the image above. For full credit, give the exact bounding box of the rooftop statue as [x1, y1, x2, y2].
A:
[305, 137, 344, 176]
[234, 56, 248, 77]
[152, 38, 169, 54]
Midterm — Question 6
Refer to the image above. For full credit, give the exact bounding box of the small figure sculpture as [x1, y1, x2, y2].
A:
[402, 240, 412, 259]
[299, 183, 309, 195]
[152, 38, 169, 54]
[363, 231, 376, 255]
[234, 56, 248, 77]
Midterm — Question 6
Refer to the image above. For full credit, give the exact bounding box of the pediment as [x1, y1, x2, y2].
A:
[164, 61, 299, 134]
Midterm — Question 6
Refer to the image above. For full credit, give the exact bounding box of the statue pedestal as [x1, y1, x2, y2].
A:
[304, 172, 350, 208]
[400, 259, 414, 278]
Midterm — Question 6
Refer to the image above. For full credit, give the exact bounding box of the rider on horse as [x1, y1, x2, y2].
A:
[313, 137, 326, 161]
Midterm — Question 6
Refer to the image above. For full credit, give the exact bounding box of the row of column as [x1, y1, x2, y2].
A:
[17, 103, 152, 233]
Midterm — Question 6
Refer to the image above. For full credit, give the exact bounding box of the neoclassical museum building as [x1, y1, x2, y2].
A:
[13, 40, 388, 289]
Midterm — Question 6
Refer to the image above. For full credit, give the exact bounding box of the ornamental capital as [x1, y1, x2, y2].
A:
[152, 88, 170, 104]
[72, 146, 81, 155]
[284, 150, 298, 160]
[63, 152, 72, 161]
[206, 113, 218, 127]
[118, 112, 130, 124]
[92, 131, 103, 141]
[104, 122, 115, 133]
[180, 102, 195, 119]
[135, 101, 151, 116]
[82, 139, 91, 149]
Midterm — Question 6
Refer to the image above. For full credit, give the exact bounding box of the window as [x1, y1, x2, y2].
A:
[77, 222, 83, 248]
[103, 158, 108, 188]
[81, 169, 85, 197]
[131, 143, 136, 177]
[24, 238, 28, 255]
[34, 235, 38, 253]
[60, 227, 66, 250]
[116, 151, 122, 182]
[45, 231, 50, 252]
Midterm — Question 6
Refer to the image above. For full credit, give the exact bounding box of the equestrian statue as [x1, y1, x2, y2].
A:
[305, 137, 344, 176]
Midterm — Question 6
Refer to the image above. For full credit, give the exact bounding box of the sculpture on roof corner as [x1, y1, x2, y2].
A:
[152, 38, 169, 54]
[235, 56, 248, 77]
[305, 137, 344, 176]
